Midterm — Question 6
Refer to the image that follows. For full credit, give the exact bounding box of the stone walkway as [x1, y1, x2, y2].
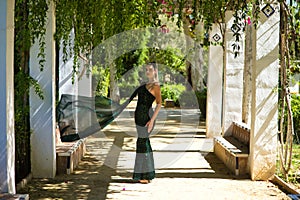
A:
[18, 108, 290, 200]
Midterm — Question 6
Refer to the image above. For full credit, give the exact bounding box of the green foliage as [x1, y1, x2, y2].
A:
[277, 144, 300, 184]
[280, 94, 300, 144]
[289, 1, 300, 72]
[196, 88, 207, 117]
[92, 65, 110, 96]
[14, 0, 48, 181]
[54, 0, 162, 71]
[161, 84, 185, 106]
[291, 94, 300, 144]
[14, 0, 48, 71]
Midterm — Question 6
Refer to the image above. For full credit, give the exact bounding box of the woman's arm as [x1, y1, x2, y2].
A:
[146, 84, 162, 132]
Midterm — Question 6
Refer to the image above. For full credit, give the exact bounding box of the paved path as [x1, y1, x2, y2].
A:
[19, 109, 290, 200]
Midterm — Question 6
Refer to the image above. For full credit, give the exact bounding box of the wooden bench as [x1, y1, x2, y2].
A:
[56, 127, 86, 175]
[214, 122, 250, 176]
[164, 99, 175, 108]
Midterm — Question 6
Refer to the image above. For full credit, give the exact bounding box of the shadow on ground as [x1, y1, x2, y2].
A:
[18, 112, 249, 200]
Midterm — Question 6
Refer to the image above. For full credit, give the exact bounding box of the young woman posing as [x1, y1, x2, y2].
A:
[132, 63, 162, 184]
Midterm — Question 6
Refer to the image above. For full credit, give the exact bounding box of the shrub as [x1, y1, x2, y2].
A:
[196, 88, 207, 118]
[280, 94, 300, 144]
[161, 84, 185, 106]
[291, 95, 300, 144]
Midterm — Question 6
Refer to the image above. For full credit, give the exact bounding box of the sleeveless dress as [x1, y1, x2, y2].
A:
[133, 84, 156, 181]
[57, 83, 157, 181]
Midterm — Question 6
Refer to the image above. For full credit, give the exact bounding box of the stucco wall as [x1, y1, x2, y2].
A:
[0, 0, 15, 193]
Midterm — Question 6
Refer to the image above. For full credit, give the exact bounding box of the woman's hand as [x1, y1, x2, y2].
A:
[146, 119, 154, 133]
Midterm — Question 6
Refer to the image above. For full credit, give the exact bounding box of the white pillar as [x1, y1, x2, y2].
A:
[29, 1, 56, 178]
[0, 0, 15, 193]
[250, 3, 280, 180]
[206, 24, 223, 137]
[223, 11, 245, 135]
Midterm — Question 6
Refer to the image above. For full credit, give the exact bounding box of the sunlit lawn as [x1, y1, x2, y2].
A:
[291, 144, 300, 187]
[277, 144, 300, 188]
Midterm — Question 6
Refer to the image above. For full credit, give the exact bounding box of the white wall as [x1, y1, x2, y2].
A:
[29, 1, 56, 178]
[250, 3, 280, 180]
[206, 24, 223, 137]
[223, 12, 245, 135]
[0, 0, 15, 193]
[208, 5, 280, 180]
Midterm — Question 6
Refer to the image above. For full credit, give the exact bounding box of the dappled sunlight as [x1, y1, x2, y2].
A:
[19, 109, 238, 199]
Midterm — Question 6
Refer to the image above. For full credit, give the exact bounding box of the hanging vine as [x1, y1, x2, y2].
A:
[14, 0, 47, 182]
[278, 0, 300, 180]
[12, 0, 300, 183]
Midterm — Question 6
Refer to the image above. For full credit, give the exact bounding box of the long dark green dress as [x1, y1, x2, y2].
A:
[56, 84, 156, 181]
[133, 84, 156, 181]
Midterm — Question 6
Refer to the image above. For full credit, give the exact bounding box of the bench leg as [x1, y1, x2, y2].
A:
[235, 157, 239, 176]
[67, 156, 71, 174]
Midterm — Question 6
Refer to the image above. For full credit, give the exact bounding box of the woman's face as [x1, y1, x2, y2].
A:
[146, 65, 156, 80]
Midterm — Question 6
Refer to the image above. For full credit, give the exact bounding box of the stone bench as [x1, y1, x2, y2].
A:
[56, 128, 86, 175]
[0, 193, 29, 200]
[214, 122, 250, 176]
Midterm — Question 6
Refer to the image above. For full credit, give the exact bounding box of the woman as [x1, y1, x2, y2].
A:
[132, 63, 162, 184]
[57, 63, 161, 184]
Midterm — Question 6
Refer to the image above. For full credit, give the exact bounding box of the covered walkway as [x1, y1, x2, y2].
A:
[19, 109, 289, 200]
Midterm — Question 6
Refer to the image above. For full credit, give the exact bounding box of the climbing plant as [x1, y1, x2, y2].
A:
[54, 0, 161, 74]
[14, 0, 46, 183]
[13, 0, 300, 183]
[278, 0, 300, 180]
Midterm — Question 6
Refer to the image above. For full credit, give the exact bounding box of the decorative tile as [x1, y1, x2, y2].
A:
[212, 33, 221, 42]
[262, 4, 275, 18]
[231, 24, 241, 33]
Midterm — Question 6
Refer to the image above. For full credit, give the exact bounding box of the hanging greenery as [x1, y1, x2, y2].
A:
[13, 0, 300, 183]
[54, 0, 161, 74]
[14, 0, 46, 183]
[278, 0, 300, 181]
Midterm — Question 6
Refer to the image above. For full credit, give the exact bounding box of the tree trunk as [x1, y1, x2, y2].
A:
[109, 61, 120, 103]
[182, 17, 205, 91]
[242, 24, 252, 124]
[191, 43, 205, 91]
[183, 16, 193, 90]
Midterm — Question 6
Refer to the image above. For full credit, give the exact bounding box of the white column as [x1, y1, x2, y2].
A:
[250, 3, 280, 180]
[0, 0, 15, 193]
[206, 24, 223, 137]
[29, 2, 56, 178]
[223, 11, 245, 135]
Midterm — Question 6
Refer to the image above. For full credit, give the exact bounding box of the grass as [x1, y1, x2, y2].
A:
[290, 144, 300, 187]
[277, 144, 300, 188]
